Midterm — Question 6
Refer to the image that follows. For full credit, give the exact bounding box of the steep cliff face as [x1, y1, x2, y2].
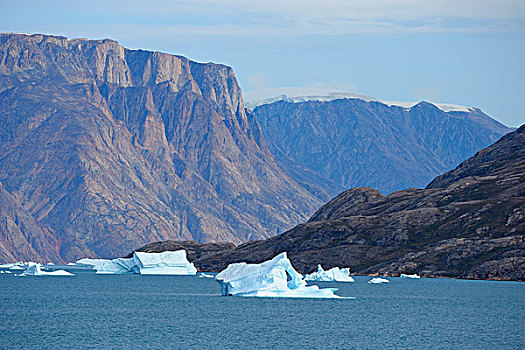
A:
[173, 126, 524, 280]
[252, 98, 512, 196]
[0, 33, 320, 262]
[0, 182, 61, 263]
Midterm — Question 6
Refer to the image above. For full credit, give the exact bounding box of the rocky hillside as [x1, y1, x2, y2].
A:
[252, 98, 511, 196]
[0, 33, 321, 262]
[157, 125, 524, 280]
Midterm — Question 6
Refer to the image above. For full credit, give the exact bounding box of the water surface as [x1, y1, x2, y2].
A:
[0, 273, 523, 349]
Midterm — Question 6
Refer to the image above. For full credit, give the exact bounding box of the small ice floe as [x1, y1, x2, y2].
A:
[368, 277, 390, 284]
[81, 251, 197, 275]
[198, 273, 214, 278]
[9, 265, 25, 271]
[400, 273, 420, 279]
[0, 263, 15, 268]
[304, 264, 354, 282]
[215, 253, 347, 298]
[21, 262, 74, 276]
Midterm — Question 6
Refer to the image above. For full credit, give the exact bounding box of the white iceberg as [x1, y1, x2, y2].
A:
[0, 263, 15, 268]
[75, 258, 112, 268]
[9, 265, 25, 271]
[400, 273, 420, 279]
[215, 253, 345, 298]
[133, 251, 197, 275]
[95, 258, 138, 274]
[368, 277, 390, 284]
[304, 264, 355, 282]
[21, 262, 74, 276]
[199, 273, 214, 278]
[87, 251, 197, 275]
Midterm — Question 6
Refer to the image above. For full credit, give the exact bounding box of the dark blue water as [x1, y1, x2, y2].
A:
[0, 273, 523, 349]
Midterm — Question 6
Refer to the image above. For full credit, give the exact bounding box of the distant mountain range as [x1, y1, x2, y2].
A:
[0, 33, 514, 263]
[138, 125, 525, 280]
[251, 95, 511, 196]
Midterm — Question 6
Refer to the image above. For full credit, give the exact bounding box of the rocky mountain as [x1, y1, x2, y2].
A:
[0, 181, 61, 263]
[150, 125, 524, 280]
[0, 33, 321, 262]
[252, 97, 512, 196]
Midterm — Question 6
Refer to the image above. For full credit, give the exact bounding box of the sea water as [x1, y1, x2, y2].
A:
[0, 272, 523, 349]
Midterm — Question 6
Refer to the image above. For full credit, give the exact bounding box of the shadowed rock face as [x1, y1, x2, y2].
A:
[155, 126, 524, 280]
[252, 99, 512, 196]
[0, 33, 321, 262]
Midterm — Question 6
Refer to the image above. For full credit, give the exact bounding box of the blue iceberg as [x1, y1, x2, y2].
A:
[368, 277, 390, 284]
[21, 262, 74, 276]
[304, 265, 354, 282]
[77, 251, 197, 275]
[215, 253, 344, 298]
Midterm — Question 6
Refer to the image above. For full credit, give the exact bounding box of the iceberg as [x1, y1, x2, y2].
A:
[215, 253, 344, 298]
[21, 263, 74, 276]
[0, 263, 15, 268]
[199, 273, 214, 278]
[75, 258, 111, 268]
[133, 251, 197, 275]
[85, 251, 197, 275]
[368, 277, 390, 284]
[304, 264, 355, 282]
[95, 258, 138, 274]
[400, 273, 420, 279]
[9, 265, 25, 271]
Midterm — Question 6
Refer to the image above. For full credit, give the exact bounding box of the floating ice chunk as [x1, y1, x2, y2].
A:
[400, 273, 420, 279]
[199, 273, 214, 278]
[368, 277, 390, 284]
[304, 264, 355, 282]
[95, 258, 137, 274]
[133, 251, 197, 275]
[0, 263, 15, 268]
[75, 258, 112, 268]
[9, 265, 25, 271]
[21, 262, 74, 276]
[215, 253, 344, 298]
[88, 251, 197, 275]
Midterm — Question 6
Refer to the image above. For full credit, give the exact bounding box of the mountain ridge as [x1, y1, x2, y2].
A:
[137, 125, 524, 280]
[252, 98, 511, 195]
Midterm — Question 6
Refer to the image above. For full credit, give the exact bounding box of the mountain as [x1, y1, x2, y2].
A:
[0, 181, 61, 263]
[156, 125, 524, 280]
[251, 96, 512, 196]
[0, 33, 321, 262]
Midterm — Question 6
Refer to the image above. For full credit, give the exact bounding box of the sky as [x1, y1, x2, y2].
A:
[1, 0, 524, 126]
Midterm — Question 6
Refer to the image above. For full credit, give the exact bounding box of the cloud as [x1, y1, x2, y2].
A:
[2, 0, 524, 37]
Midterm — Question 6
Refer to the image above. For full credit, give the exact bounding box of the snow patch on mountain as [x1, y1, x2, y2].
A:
[244, 88, 474, 113]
